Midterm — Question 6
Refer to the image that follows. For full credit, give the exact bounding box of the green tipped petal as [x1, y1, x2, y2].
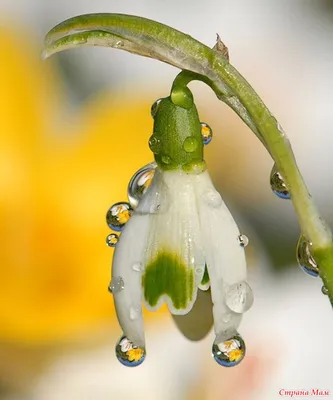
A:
[142, 251, 195, 311]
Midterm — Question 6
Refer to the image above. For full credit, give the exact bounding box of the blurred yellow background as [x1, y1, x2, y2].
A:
[1, 1, 333, 399]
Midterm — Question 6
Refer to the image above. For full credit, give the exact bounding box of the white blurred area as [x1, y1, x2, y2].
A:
[1, 1, 333, 399]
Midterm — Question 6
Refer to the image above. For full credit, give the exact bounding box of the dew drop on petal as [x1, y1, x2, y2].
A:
[106, 233, 119, 247]
[106, 202, 133, 231]
[108, 276, 125, 293]
[132, 262, 144, 272]
[129, 307, 139, 321]
[151, 98, 163, 118]
[270, 163, 290, 199]
[296, 234, 319, 277]
[205, 190, 222, 208]
[127, 163, 156, 208]
[238, 234, 249, 247]
[201, 122, 213, 145]
[183, 137, 198, 153]
[225, 281, 254, 313]
[321, 286, 328, 295]
[115, 335, 146, 367]
[212, 333, 246, 367]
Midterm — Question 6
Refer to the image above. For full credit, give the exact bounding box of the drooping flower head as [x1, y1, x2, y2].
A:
[107, 91, 253, 367]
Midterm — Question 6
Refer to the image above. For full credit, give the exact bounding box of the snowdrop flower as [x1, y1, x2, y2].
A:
[107, 94, 253, 367]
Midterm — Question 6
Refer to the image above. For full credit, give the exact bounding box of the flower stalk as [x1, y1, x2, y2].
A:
[43, 14, 333, 308]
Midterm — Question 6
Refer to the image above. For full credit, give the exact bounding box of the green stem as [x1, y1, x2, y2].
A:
[42, 13, 333, 305]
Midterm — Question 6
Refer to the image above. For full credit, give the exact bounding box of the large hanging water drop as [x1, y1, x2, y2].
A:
[296, 234, 319, 277]
[115, 335, 146, 367]
[106, 202, 133, 231]
[212, 333, 246, 367]
[225, 281, 254, 313]
[127, 163, 156, 208]
[270, 163, 290, 199]
[201, 122, 213, 145]
[106, 233, 119, 247]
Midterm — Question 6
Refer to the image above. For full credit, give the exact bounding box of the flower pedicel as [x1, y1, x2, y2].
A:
[106, 94, 253, 367]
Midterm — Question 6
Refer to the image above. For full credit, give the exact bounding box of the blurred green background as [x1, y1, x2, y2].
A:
[1, 1, 333, 399]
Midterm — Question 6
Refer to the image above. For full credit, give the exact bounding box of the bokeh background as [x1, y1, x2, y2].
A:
[1, 1, 333, 399]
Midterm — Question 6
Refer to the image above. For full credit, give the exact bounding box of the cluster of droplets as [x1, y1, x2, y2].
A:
[150, 98, 213, 159]
[270, 164, 327, 294]
[105, 201, 133, 248]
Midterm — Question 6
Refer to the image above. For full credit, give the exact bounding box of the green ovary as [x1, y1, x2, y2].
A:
[142, 251, 194, 310]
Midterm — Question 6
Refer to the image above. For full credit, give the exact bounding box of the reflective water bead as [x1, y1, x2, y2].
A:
[115, 335, 146, 367]
[132, 262, 144, 272]
[225, 281, 254, 313]
[201, 122, 213, 145]
[183, 137, 198, 153]
[129, 307, 140, 321]
[106, 233, 119, 247]
[161, 154, 171, 164]
[151, 98, 163, 118]
[238, 234, 249, 247]
[148, 135, 161, 154]
[296, 235, 319, 277]
[212, 333, 246, 367]
[270, 163, 290, 199]
[106, 202, 133, 231]
[321, 286, 328, 295]
[127, 163, 156, 208]
[108, 276, 125, 293]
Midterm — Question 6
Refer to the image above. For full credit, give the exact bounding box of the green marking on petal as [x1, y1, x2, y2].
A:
[201, 265, 210, 286]
[142, 251, 194, 310]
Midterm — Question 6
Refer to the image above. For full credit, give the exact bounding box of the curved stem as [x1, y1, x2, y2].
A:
[42, 13, 333, 305]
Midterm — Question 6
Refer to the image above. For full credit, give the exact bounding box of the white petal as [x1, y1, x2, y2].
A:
[195, 170, 247, 338]
[141, 169, 206, 315]
[111, 212, 151, 349]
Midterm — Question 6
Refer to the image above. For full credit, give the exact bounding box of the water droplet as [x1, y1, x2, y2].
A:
[73, 37, 87, 45]
[108, 276, 125, 293]
[106, 233, 119, 247]
[161, 154, 171, 164]
[222, 314, 231, 323]
[151, 98, 163, 118]
[132, 262, 143, 272]
[115, 40, 124, 48]
[129, 307, 139, 320]
[238, 234, 249, 247]
[106, 202, 133, 231]
[148, 135, 161, 154]
[183, 137, 198, 153]
[321, 286, 328, 295]
[205, 190, 222, 207]
[201, 123, 213, 145]
[128, 163, 156, 208]
[212, 333, 246, 367]
[115, 335, 146, 367]
[225, 281, 254, 313]
[296, 235, 319, 277]
[270, 163, 290, 199]
[195, 267, 203, 275]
